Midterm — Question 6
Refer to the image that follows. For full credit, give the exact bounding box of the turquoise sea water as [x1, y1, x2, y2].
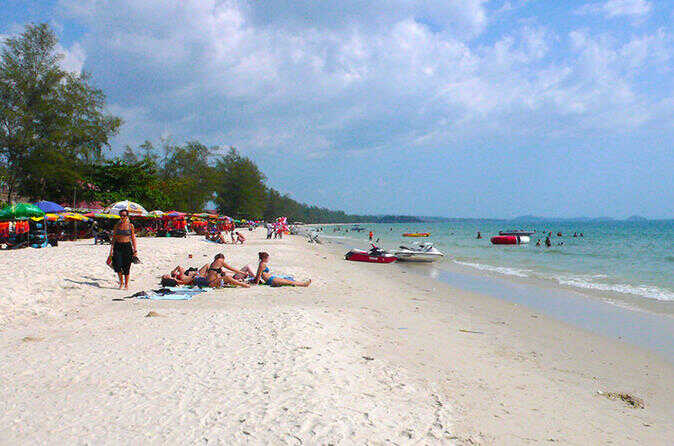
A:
[318, 220, 674, 315]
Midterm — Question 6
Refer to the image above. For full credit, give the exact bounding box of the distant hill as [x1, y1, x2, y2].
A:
[510, 215, 622, 223]
[626, 215, 648, 222]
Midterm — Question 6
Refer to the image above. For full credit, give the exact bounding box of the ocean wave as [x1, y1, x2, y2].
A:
[453, 260, 531, 278]
[553, 276, 674, 302]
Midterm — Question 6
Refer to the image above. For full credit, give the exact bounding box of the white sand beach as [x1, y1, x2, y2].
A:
[1, 229, 672, 444]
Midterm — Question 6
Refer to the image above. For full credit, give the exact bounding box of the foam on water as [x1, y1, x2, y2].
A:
[552, 276, 674, 302]
[452, 260, 531, 278]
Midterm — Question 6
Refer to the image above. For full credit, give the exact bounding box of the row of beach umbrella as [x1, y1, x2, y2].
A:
[0, 200, 258, 223]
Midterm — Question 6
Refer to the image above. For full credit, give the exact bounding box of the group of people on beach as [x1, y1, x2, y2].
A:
[161, 252, 311, 288]
[206, 229, 246, 244]
[107, 209, 310, 290]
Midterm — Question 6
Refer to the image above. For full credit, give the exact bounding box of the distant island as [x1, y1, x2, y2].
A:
[322, 215, 665, 224]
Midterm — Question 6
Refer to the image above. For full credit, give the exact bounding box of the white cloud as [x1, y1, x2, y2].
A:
[52, 0, 673, 158]
[57, 42, 86, 73]
[577, 0, 652, 18]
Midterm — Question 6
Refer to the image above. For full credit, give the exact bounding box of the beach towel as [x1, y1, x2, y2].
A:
[135, 286, 206, 300]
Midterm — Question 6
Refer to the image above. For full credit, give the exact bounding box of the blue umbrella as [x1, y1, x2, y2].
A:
[34, 201, 65, 213]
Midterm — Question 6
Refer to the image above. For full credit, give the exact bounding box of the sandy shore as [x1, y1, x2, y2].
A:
[1, 229, 672, 444]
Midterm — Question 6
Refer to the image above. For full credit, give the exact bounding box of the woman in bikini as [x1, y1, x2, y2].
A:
[108, 210, 137, 290]
[189, 254, 250, 288]
[253, 252, 311, 287]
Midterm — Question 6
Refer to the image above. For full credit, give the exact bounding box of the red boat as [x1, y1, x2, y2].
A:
[345, 245, 397, 263]
[490, 235, 530, 245]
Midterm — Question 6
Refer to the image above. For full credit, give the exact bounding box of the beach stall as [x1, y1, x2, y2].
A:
[159, 211, 187, 237]
[86, 212, 120, 243]
[189, 217, 208, 235]
[0, 203, 46, 249]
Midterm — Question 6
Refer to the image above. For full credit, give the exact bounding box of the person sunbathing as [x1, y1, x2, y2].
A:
[199, 273, 250, 288]
[162, 261, 249, 288]
[253, 252, 311, 287]
[169, 264, 209, 281]
[206, 232, 229, 244]
[196, 254, 249, 287]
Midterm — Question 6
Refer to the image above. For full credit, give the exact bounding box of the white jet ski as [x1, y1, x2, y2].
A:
[393, 242, 445, 262]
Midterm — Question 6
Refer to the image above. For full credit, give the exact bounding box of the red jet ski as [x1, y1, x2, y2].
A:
[345, 245, 397, 263]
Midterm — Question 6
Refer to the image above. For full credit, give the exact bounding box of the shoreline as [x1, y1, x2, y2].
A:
[317, 229, 674, 361]
[1, 230, 672, 443]
[317, 229, 674, 317]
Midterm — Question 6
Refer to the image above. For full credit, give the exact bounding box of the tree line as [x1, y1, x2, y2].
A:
[0, 23, 420, 223]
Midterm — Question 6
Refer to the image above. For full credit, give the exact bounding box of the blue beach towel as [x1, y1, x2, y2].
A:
[139, 292, 193, 300]
[136, 286, 206, 300]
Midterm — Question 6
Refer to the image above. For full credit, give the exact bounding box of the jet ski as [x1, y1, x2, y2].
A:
[345, 244, 397, 263]
[393, 242, 445, 262]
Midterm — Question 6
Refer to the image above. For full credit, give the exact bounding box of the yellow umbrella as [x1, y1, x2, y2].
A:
[93, 213, 120, 219]
[63, 212, 90, 222]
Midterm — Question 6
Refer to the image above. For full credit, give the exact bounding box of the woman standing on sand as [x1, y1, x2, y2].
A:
[108, 210, 137, 289]
[253, 252, 311, 287]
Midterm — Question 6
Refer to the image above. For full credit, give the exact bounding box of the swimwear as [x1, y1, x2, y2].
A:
[115, 229, 132, 236]
[193, 276, 210, 287]
[267, 275, 294, 287]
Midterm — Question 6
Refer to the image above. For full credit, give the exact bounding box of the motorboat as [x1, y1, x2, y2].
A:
[393, 242, 445, 262]
[345, 245, 397, 263]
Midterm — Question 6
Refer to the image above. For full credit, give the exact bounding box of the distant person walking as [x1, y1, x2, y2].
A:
[476, 231, 482, 239]
[108, 209, 137, 290]
[369, 231, 373, 241]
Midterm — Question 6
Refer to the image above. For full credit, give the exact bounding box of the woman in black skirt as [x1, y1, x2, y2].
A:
[108, 209, 137, 289]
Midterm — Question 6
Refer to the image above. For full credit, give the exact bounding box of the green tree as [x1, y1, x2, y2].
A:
[84, 159, 170, 210]
[214, 148, 267, 219]
[160, 141, 216, 212]
[122, 145, 139, 163]
[0, 23, 121, 202]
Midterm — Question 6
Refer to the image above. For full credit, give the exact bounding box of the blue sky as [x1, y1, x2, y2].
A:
[2, 0, 673, 218]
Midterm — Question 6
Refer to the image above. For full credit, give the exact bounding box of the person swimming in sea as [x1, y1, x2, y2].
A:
[545, 236, 551, 247]
[536, 239, 541, 246]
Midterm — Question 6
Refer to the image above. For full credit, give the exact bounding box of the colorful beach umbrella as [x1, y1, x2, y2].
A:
[62, 212, 90, 222]
[93, 213, 120, 219]
[105, 200, 148, 216]
[34, 201, 65, 213]
[0, 203, 45, 220]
